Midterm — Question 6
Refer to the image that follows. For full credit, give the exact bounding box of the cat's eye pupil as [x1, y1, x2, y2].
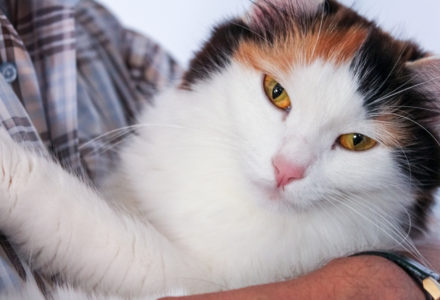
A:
[263, 75, 291, 110]
[352, 134, 364, 146]
[272, 83, 284, 99]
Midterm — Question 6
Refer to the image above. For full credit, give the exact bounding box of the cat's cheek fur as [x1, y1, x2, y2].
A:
[280, 148, 409, 209]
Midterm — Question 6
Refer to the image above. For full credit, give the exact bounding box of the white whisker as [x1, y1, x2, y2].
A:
[369, 75, 440, 106]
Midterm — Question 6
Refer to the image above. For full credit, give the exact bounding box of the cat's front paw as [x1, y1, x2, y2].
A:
[0, 129, 36, 222]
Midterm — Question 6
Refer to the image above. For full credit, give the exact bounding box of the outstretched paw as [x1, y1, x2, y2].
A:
[0, 128, 35, 221]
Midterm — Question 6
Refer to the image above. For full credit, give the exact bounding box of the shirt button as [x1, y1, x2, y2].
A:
[0, 62, 17, 83]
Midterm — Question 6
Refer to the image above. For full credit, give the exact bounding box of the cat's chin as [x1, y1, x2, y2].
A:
[259, 182, 322, 213]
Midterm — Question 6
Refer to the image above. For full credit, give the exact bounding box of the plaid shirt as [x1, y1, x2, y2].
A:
[0, 0, 181, 293]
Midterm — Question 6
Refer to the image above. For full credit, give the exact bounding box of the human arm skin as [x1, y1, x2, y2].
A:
[162, 239, 440, 300]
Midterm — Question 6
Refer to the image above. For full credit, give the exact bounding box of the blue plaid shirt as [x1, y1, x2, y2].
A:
[0, 0, 181, 293]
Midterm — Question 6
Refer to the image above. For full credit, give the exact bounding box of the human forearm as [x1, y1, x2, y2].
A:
[162, 240, 440, 300]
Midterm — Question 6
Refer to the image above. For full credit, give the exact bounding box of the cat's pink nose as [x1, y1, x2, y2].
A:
[272, 156, 306, 188]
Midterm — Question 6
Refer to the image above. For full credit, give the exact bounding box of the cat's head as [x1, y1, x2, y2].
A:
[180, 0, 440, 236]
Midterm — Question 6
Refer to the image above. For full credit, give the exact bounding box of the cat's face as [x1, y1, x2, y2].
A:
[218, 61, 398, 211]
[178, 0, 440, 234]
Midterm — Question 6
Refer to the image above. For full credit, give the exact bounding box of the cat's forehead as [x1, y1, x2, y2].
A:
[277, 61, 369, 139]
[235, 18, 368, 75]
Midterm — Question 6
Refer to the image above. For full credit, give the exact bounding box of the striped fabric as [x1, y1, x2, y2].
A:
[0, 0, 181, 293]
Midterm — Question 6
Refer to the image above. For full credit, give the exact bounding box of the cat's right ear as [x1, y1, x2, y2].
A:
[406, 56, 440, 100]
[250, 0, 325, 12]
[245, 0, 325, 25]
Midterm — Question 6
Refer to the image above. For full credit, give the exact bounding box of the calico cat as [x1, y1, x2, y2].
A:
[0, 0, 440, 299]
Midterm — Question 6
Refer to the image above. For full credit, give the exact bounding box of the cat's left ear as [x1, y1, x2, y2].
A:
[406, 56, 440, 99]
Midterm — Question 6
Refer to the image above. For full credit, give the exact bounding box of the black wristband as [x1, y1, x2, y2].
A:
[352, 251, 440, 300]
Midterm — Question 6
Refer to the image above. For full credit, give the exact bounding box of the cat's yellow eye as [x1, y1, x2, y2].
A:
[338, 133, 377, 151]
[263, 75, 291, 111]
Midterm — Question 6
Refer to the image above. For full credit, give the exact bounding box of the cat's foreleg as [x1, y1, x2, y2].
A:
[0, 131, 189, 297]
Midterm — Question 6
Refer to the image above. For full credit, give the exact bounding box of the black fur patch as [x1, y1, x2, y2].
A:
[180, 20, 254, 90]
[180, 2, 329, 89]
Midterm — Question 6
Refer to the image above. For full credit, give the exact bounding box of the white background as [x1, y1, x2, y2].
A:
[99, 0, 440, 67]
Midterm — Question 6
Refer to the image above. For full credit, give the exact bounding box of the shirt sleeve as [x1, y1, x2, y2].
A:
[121, 28, 183, 100]
[0, 0, 184, 295]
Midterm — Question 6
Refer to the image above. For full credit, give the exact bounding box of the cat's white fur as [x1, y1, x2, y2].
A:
[0, 59, 414, 299]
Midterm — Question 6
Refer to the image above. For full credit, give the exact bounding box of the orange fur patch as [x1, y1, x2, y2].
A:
[235, 25, 368, 75]
[373, 112, 413, 148]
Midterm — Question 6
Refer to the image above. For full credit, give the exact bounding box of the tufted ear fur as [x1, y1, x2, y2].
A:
[406, 56, 440, 133]
[245, 0, 325, 26]
[263, 0, 325, 13]
[406, 56, 440, 100]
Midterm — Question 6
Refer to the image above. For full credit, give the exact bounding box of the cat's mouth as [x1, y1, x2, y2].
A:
[257, 180, 308, 211]
[255, 178, 333, 213]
